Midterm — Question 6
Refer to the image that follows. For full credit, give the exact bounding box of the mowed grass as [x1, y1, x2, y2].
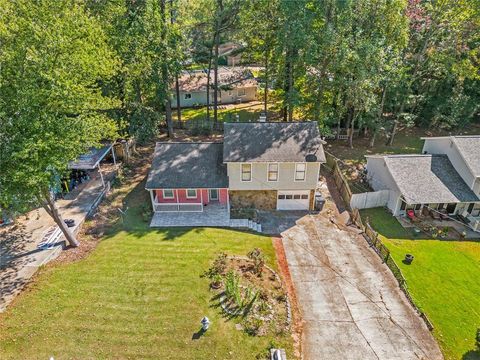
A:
[361, 208, 480, 360]
[173, 102, 272, 123]
[0, 208, 292, 358]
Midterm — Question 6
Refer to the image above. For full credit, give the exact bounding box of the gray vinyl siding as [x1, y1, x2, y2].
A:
[366, 157, 401, 214]
[423, 138, 476, 191]
[227, 162, 320, 191]
[172, 87, 257, 108]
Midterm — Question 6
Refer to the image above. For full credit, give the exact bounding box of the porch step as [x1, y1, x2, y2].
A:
[229, 219, 262, 233]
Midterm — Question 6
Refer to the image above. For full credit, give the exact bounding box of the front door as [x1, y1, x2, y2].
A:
[209, 189, 219, 201]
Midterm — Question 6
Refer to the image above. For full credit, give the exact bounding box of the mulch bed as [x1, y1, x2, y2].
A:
[272, 237, 303, 359]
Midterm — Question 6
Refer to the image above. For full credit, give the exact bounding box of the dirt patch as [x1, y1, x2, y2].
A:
[272, 237, 303, 359]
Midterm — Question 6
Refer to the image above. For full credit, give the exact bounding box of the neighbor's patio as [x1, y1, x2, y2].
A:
[396, 213, 480, 240]
[150, 203, 231, 227]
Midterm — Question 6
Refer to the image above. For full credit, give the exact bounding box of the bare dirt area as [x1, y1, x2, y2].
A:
[273, 237, 303, 359]
[279, 178, 443, 360]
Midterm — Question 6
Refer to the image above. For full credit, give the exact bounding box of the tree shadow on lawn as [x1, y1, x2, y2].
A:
[462, 349, 480, 360]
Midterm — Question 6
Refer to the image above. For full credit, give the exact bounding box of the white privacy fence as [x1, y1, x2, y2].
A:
[350, 190, 389, 210]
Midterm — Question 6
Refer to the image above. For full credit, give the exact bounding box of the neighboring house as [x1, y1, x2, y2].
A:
[171, 67, 257, 108]
[422, 136, 480, 196]
[218, 42, 243, 66]
[145, 122, 325, 226]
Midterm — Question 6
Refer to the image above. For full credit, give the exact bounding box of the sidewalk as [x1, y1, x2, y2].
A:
[0, 174, 110, 312]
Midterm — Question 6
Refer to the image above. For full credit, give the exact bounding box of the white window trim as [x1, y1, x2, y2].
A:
[294, 162, 307, 182]
[240, 163, 253, 182]
[267, 163, 279, 182]
[163, 189, 174, 199]
[237, 88, 246, 97]
[186, 189, 197, 199]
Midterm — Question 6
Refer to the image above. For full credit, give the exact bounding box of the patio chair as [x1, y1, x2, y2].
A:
[430, 209, 441, 220]
[406, 210, 417, 222]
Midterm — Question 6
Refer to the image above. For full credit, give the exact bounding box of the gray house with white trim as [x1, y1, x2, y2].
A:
[366, 135, 480, 230]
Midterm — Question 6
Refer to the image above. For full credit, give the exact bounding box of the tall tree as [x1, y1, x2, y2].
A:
[0, 0, 119, 246]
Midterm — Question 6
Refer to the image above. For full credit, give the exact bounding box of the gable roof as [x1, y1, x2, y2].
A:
[145, 142, 228, 189]
[383, 154, 479, 204]
[223, 122, 326, 163]
[422, 135, 480, 177]
[176, 67, 257, 92]
[451, 136, 480, 176]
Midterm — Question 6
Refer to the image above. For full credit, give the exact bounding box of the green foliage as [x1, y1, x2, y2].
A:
[0, 0, 119, 212]
[205, 252, 228, 278]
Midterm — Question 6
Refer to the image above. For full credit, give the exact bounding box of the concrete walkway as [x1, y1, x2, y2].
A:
[0, 174, 108, 312]
[281, 214, 443, 360]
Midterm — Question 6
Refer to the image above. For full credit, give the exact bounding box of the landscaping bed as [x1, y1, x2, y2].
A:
[205, 251, 290, 337]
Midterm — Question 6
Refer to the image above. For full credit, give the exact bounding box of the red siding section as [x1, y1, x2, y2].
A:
[155, 188, 228, 205]
[219, 188, 228, 205]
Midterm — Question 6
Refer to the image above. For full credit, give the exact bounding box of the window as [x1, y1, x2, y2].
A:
[163, 189, 174, 199]
[301, 194, 308, 199]
[293, 194, 301, 199]
[186, 189, 197, 198]
[241, 163, 252, 181]
[184, 93, 192, 100]
[285, 195, 293, 199]
[268, 163, 278, 181]
[278, 194, 286, 199]
[295, 163, 306, 181]
[237, 88, 246, 97]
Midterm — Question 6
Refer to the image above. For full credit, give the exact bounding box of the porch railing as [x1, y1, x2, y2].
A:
[154, 202, 203, 212]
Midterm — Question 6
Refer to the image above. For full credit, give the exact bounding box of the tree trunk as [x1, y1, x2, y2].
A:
[349, 110, 356, 149]
[165, 99, 174, 137]
[43, 192, 79, 247]
[206, 36, 215, 122]
[160, 0, 174, 138]
[213, 31, 220, 125]
[264, 51, 268, 120]
[170, 0, 181, 122]
[388, 102, 403, 146]
[287, 50, 294, 122]
[371, 86, 386, 148]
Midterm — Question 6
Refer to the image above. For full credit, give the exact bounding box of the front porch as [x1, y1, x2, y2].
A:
[150, 203, 231, 227]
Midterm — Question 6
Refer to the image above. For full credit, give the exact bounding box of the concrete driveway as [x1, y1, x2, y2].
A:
[281, 214, 443, 360]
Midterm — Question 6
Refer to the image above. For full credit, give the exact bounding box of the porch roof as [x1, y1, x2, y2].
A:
[384, 154, 480, 204]
[145, 142, 228, 189]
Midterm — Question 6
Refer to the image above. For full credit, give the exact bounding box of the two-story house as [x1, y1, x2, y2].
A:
[365, 135, 480, 230]
[145, 122, 325, 227]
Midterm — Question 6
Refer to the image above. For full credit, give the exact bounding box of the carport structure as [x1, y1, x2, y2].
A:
[68, 143, 116, 188]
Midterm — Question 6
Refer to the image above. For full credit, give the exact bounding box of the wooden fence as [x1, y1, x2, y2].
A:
[171, 119, 224, 133]
[325, 152, 353, 208]
[351, 208, 434, 331]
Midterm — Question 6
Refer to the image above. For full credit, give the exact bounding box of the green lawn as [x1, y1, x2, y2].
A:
[361, 207, 480, 360]
[0, 199, 292, 358]
[174, 103, 267, 123]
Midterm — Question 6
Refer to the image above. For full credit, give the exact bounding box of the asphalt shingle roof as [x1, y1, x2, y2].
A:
[452, 136, 480, 176]
[223, 122, 326, 163]
[145, 142, 228, 189]
[384, 154, 480, 204]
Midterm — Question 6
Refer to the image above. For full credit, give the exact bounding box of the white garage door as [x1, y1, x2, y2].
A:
[277, 191, 310, 210]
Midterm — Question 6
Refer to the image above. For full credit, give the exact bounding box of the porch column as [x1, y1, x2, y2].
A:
[150, 190, 156, 212]
[111, 146, 117, 166]
[175, 189, 179, 211]
[97, 163, 105, 188]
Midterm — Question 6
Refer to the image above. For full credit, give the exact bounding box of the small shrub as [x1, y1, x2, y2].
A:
[141, 204, 152, 222]
[247, 248, 265, 276]
[224, 270, 241, 303]
[243, 317, 263, 336]
[205, 252, 227, 278]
